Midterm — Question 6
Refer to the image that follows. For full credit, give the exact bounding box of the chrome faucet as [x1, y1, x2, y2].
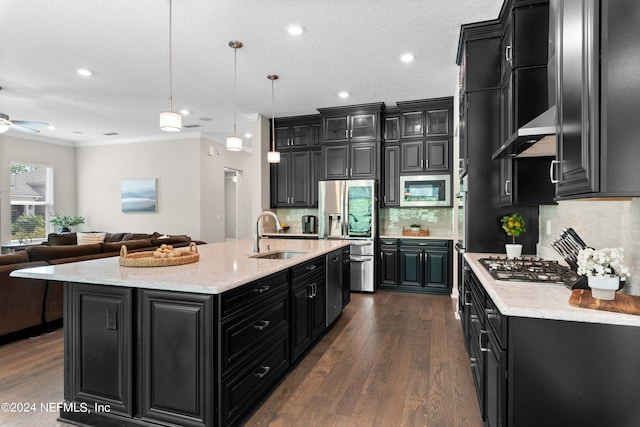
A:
[254, 211, 283, 253]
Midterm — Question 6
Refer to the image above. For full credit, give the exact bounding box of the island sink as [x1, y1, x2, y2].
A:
[249, 251, 308, 260]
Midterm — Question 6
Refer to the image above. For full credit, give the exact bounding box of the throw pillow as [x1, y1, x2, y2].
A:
[76, 232, 107, 245]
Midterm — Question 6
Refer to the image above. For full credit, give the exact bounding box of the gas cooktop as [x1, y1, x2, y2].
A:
[478, 256, 588, 289]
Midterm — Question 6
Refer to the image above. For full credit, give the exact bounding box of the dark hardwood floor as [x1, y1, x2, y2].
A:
[0, 291, 482, 427]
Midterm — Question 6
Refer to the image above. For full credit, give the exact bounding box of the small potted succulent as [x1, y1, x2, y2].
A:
[577, 247, 629, 300]
[500, 213, 526, 258]
[410, 223, 422, 232]
[50, 212, 85, 233]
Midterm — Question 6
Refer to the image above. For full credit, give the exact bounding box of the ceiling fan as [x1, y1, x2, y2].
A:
[0, 87, 49, 134]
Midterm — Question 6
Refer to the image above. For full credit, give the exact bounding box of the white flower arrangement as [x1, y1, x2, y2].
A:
[576, 247, 630, 278]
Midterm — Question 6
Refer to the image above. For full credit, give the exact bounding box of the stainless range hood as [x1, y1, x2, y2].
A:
[491, 106, 557, 159]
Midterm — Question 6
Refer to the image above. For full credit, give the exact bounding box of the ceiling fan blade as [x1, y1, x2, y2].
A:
[12, 120, 49, 127]
[10, 123, 40, 134]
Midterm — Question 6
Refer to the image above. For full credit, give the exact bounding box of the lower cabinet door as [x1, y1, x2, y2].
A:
[399, 248, 423, 287]
[65, 283, 134, 416]
[485, 330, 507, 427]
[221, 332, 290, 427]
[290, 280, 312, 362]
[139, 290, 214, 427]
[423, 249, 449, 290]
[310, 274, 326, 341]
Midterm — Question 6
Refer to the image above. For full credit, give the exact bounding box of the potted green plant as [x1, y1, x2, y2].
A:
[50, 212, 85, 233]
[500, 213, 525, 258]
[410, 223, 421, 232]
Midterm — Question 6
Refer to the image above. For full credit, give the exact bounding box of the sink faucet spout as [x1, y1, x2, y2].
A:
[254, 211, 283, 253]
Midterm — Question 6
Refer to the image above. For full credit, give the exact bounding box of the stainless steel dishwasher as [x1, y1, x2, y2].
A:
[349, 241, 375, 292]
[326, 250, 343, 326]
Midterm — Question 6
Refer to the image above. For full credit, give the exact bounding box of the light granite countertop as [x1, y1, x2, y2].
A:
[465, 252, 640, 327]
[11, 239, 350, 295]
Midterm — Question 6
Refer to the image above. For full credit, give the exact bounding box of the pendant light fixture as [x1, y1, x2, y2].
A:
[226, 41, 244, 151]
[159, 0, 181, 132]
[267, 74, 280, 163]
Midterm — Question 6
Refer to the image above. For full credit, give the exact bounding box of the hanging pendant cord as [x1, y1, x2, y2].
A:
[271, 79, 275, 150]
[168, 0, 174, 112]
[233, 46, 237, 137]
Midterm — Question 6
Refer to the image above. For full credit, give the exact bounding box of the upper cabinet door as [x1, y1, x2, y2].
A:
[275, 126, 290, 148]
[425, 140, 449, 172]
[400, 141, 424, 173]
[290, 124, 311, 147]
[501, 16, 513, 83]
[350, 114, 377, 141]
[324, 116, 349, 142]
[426, 109, 449, 135]
[384, 116, 400, 142]
[401, 111, 424, 138]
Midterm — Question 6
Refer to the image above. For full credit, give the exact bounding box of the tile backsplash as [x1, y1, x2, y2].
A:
[539, 198, 639, 294]
[379, 208, 454, 237]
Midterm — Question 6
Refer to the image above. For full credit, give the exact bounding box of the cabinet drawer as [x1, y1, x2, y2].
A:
[290, 256, 325, 281]
[379, 239, 398, 246]
[400, 239, 449, 248]
[220, 290, 289, 375]
[219, 271, 288, 318]
[220, 331, 289, 427]
[485, 295, 507, 349]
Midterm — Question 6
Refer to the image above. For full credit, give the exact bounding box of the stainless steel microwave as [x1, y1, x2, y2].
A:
[400, 175, 451, 207]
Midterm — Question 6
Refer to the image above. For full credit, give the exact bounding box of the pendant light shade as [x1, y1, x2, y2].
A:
[160, 0, 181, 132]
[160, 111, 181, 132]
[227, 41, 243, 151]
[226, 135, 243, 151]
[267, 74, 280, 164]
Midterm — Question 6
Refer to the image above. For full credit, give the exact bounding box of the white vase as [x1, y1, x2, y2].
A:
[505, 244, 522, 259]
[588, 275, 620, 300]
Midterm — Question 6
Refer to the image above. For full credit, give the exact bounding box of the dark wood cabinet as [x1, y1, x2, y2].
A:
[323, 142, 377, 180]
[400, 139, 450, 174]
[385, 239, 452, 294]
[462, 262, 640, 427]
[401, 111, 423, 139]
[382, 144, 400, 207]
[65, 284, 134, 417]
[273, 115, 321, 148]
[319, 103, 383, 180]
[270, 150, 310, 207]
[139, 290, 214, 426]
[290, 256, 326, 363]
[383, 114, 400, 142]
[310, 149, 323, 207]
[323, 113, 378, 142]
[270, 115, 322, 208]
[379, 239, 399, 286]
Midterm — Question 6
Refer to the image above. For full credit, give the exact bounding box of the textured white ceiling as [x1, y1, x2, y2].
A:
[0, 0, 503, 148]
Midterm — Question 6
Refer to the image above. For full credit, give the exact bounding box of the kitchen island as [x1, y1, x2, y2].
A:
[462, 253, 640, 427]
[12, 239, 350, 427]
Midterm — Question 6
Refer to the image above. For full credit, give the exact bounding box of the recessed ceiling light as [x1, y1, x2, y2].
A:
[47, 125, 56, 130]
[76, 68, 92, 77]
[180, 109, 190, 115]
[400, 53, 415, 63]
[244, 133, 252, 138]
[338, 91, 349, 99]
[287, 24, 305, 36]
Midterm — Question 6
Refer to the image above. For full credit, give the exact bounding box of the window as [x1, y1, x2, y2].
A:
[10, 162, 54, 242]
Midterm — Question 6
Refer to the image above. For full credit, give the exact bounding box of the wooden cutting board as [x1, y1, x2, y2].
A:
[569, 289, 640, 316]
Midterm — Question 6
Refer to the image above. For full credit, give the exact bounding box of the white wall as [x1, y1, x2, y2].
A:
[0, 135, 77, 243]
[76, 138, 202, 238]
[200, 137, 254, 242]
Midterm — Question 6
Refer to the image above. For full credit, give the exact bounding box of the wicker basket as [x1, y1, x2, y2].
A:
[119, 242, 199, 267]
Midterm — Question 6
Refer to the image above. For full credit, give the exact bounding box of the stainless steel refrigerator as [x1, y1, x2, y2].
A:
[318, 180, 376, 293]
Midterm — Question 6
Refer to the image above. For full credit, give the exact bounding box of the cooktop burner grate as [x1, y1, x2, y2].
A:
[478, 256, 587, 289]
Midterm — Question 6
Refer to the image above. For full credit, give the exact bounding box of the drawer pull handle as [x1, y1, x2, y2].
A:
[254, 366, 271, 379]
[253, 320, 270, 331]
[470, 314, 479, 323]
[253, 285, 270, 294]
[485, 308, 499, 320]
[306, 264, 317, 271]
[479, 330, 490, 353]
